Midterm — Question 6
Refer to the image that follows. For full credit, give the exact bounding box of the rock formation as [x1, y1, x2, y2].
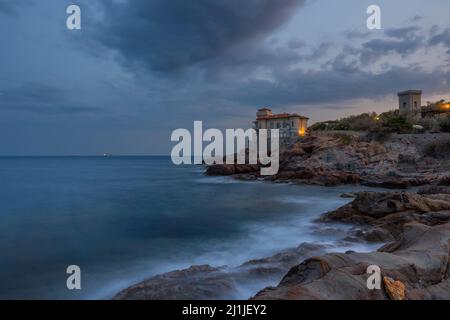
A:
[114, 243, 330, 300]
[206, 134, 450, 188]
[115, 188, 450, 300]
[321, 191, 450, 238]
[116, 133, 450, 300]
[113, 265, 236, 300]
[253, 189, 450, 300]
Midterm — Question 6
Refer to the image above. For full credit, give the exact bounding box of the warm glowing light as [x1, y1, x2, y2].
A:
[299, 127, 306, 136]
[374, 116, 380, 121]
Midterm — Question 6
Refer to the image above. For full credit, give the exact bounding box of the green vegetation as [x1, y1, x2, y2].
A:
[310, 112, 379, 132]
[333, 133, 354, 145]
[381, 113, 412, 133]
[426, 99, 449, 108]
[309, 104, 450, 143]
[418, 115, 450, 132]
[310, 110, 413, 139]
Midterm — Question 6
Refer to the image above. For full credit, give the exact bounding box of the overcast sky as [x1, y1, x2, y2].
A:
[0, 0, 449, 155]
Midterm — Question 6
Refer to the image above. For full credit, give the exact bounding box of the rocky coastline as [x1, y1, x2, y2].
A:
[206, 133, 450, 189]
[115, 133, 450, 300]
[254, 187, 450, 300]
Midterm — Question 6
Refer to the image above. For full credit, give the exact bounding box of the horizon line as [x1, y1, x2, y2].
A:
[0, 154, 171, 157]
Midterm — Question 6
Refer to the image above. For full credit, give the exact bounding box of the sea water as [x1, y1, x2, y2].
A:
[0, 156, 381, 299]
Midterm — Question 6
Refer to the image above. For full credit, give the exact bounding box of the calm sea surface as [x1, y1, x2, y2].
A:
[0, 156, 379, 299]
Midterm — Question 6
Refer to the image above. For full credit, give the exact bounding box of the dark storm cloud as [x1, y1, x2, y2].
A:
[385, 26, 421, 39]
[359, 37, 424, 64]
[0, 0, 33, 17]
[357, 26, 424, 65]
[1, 0, 450, 155]
[206, 24, 450, 108]
[343, 26, 425, 66]
[230, 64, 448, 107]
[93, 0, 306, 73]
[346, 23, 421, 40]
[89, 11, 449, 112]
[0, 83, 99, 115]
[429, 28, 450, 54]
[288, 39, 306, 49]
[345, 29, 372, 40]
[85, 1, 448, 111]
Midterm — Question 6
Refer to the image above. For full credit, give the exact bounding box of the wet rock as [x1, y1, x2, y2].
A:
[418, 185, 450, 195]
[114, 265, 236, 300]
[253, 189, 450, 300]
[206, 164, 259, 176]
[341, 192, 357, 198]
[237, 243, 330, 278]
[322, 191, 450, 238]
[361, 179, 411, 189]
[115, 188, 450, 301]
[345, 226, 395, 243]
[310, 225, 349, 239]
[205, 134, 448, 187]
[362, 177, 433, 189]
[383, 276, 406, 300]
[253, 223, 450, 300]
[114, 243, 330, 300]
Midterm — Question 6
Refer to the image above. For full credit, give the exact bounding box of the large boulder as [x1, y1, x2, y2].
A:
[321, 191, 450, 238]
[253, 223, 450, 300]
[113, 265, 236, 300]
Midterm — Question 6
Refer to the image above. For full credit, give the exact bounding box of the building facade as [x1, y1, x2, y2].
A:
[398, 90, 449, 120]
[254, 108, 309, 138]
[398, 90, 422, 116]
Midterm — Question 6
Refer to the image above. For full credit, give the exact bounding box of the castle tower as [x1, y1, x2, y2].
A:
[256, 108, 272, 118]
[398, 90, 422, 116]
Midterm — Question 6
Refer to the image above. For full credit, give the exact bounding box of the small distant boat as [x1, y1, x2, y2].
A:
[103, 153, 113, 157]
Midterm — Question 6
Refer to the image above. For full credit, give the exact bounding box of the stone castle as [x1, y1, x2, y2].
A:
[398, 90, 449, 120]
[253, 108, 309, 138]
[251, 91, 447, 141]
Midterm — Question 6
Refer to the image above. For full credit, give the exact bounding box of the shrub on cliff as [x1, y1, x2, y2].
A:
[332, 133, 354, 145]
[309, 122, 332, 131]
[423, 139, 450, 158]
[381, 115, 413, 133]
[439, 116, 450, 133]
[310, 113, 379, 131]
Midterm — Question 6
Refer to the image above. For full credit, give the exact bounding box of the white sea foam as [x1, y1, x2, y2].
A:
[93, 189, 383, 300]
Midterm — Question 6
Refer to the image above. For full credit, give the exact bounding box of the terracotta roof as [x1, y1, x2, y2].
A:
[257, 113, 309, 120]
